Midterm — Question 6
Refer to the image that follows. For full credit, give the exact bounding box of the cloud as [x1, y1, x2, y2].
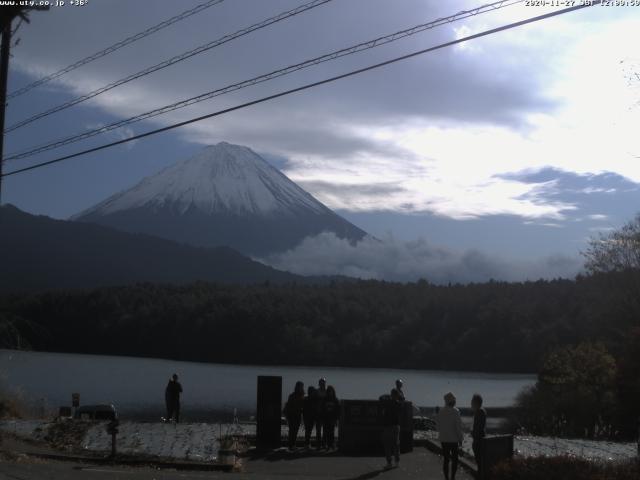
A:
[5, 0, 640, 232]
[284, 142, 579, 219]
[497, 168, 640, 224]
[302, 180, 408, 196]
[262, 232, 583, 283]
[114, 126, 138, 149]
[86, 123, 138, 149]
[11, 0, 562, 130]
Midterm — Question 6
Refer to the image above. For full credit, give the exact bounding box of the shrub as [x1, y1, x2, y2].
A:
[615, 328, 640, 438]
[0, 388, 23, 419]
[492, 456, 640, 480]
[514, 342, 617, 437]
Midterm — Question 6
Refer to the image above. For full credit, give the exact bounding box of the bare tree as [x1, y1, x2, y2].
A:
[583, 215, 640, 320]
[584, 214, 640, 274]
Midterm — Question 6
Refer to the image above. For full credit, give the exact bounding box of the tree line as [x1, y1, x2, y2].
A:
[0, 270, 635, 374]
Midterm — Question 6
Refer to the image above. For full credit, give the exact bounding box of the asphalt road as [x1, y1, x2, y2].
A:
[0, 449, 473, 480]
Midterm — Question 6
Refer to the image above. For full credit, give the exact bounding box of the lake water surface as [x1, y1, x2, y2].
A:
[1, 349, 534, 419]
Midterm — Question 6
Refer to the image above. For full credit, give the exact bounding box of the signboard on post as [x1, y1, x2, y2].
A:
[72, 393, 80, 408]
[339, 399, 413, 454]
[256, 376, 282, 450]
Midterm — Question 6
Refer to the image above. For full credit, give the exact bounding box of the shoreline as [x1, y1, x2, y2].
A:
[115, 406, 517, 423]
[1, 349, 535, 418]
[0, 348, 538, 376]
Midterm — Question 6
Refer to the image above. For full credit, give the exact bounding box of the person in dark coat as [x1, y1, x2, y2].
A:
[303, 386, 316, 448]
[471, 393, 487, 473]
[395, 379, 406, 401]
[313, 378, 328, 448]
[322, 386, 340, 449]
[381, 388, 402, 469]
[283, 381, 305, 450]
[165, 373, 183, 423]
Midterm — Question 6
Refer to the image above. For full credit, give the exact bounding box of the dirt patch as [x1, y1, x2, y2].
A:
[0, 388, 26, 419]
[0, 450, 48, 464]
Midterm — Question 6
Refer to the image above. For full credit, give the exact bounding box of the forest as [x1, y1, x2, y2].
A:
[0, 271, 636, 373]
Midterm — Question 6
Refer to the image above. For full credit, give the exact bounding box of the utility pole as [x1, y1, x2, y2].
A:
[0, 14, 12, 204]
[0, 6, 48, 203]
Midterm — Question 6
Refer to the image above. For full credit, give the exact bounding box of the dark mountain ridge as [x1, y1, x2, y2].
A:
[0, 204, 302, 292]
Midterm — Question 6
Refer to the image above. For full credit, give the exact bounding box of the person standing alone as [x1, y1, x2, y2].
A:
[395, 379, 406, 401]
[165, 374, 183, 423]
[437, 392, 463, 480]
[381, 388, 402, 469]
[471, 393, 487, 473]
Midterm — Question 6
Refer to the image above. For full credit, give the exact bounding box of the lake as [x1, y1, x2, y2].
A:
[1, 349, 534, 420]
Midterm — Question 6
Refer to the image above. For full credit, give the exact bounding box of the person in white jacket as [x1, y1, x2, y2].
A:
[436, 392, 464, 480]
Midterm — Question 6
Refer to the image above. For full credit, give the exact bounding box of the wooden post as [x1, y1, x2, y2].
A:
[0, 6, 49, 202]
[0, 19, 11, 202]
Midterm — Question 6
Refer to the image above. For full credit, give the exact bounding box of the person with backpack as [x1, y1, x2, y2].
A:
[381, 388, 403, 469]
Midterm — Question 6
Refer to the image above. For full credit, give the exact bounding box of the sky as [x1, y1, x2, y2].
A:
[2, 0, 640, 282]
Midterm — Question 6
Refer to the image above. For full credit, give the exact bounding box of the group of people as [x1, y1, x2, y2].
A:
[283, 377, 340, 450]
[166, 372, 486, 479]
[284, 378, 486, 480]
[435, 392, 486, 479]
[283, 378, 408, 466]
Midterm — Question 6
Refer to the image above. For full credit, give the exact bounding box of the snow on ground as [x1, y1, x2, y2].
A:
[0, 420, 250, 461]
[0, 419, 48, 440]
[514, 435, 637, 461]
[417, 430, 637, 462]
[1, 419, 637, 462]
[82, 422, 225, 461]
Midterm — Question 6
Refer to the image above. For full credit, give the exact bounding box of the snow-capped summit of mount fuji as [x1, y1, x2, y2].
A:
[77, 142, 326, 218]
[73, 142, 366, 256]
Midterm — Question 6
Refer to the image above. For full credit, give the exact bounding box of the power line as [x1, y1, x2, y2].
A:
[1, 1, 601, 179]
[0, 5, 50, 203]
[4, 0, 335, 133]
[6, 0, 225, 100]
[5, 0, 524, 162]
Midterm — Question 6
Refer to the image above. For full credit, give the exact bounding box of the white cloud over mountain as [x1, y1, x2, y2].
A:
[263, 232, 583, 283]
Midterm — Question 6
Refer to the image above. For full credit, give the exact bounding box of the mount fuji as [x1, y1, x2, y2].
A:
[73, 142, 367, 256]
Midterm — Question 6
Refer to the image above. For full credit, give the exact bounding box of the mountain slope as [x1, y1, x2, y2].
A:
[0, 205, 301, 292]
[73, 142, 367, 256]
